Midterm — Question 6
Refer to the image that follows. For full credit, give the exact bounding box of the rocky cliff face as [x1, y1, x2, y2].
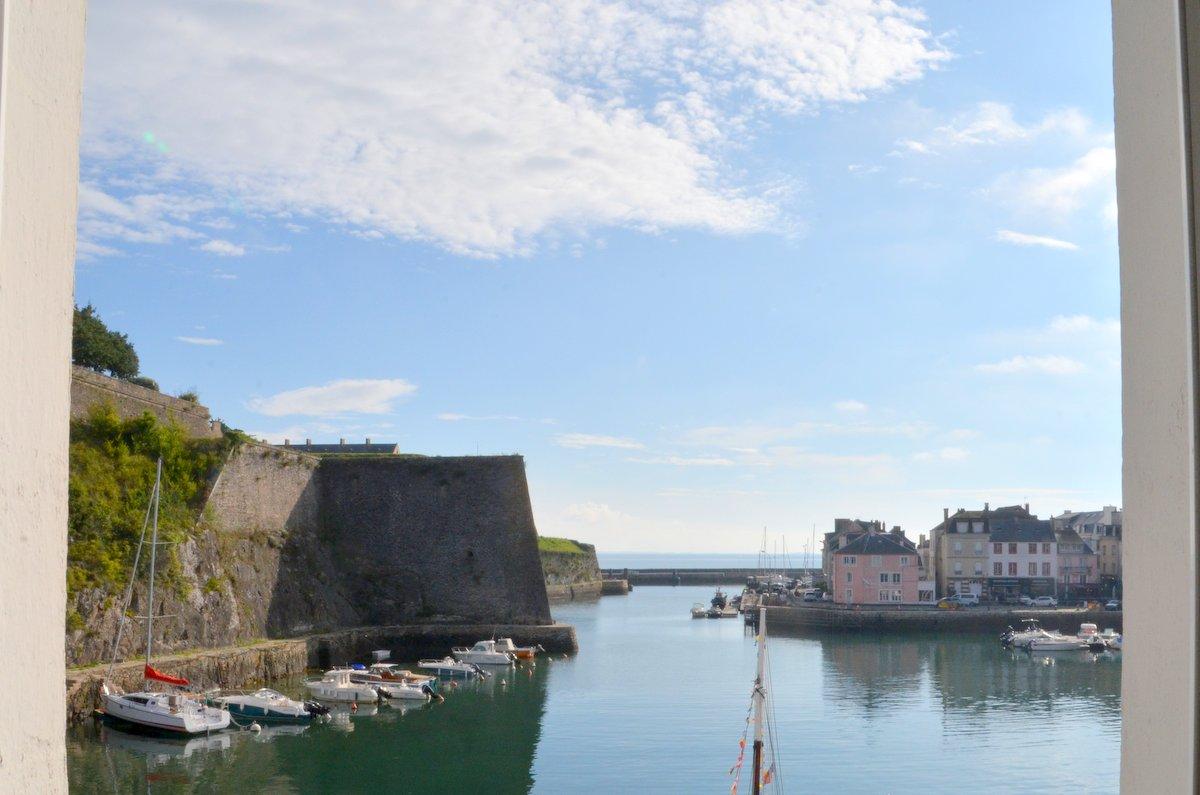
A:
[67, 445, 551, 667]
[540, 542, 602, 602]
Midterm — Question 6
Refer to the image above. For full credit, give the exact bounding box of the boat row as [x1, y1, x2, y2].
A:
[691, 589, 741, 619]
[1001, 619, 1123, 652]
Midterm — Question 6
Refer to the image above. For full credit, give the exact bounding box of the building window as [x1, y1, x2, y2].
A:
[846, 572, 852, 583]
[1028, 543, 1037, 554]
[993, 542, 1002, 554]
[1042, 562, 1051, 576]
[956, 520, 968, 533]
[843, 556, 855, 565]
[845, 588, 852, 602]
[993, 562, 1002, 575]
[1008, 562, 1017, 576]
[892, 573, 901, 583]
[870, 555, 881, 567]
[974, 542, 983, 553]
[1042, 543, 1051, 554]
[880, 573, 889, 584]
[900, 556, 910, 565]
[971, 521, 984, 533]
[974, 563, 982, 575]
[953, 541, 962, 553]
[1008, 543, 1017, 554]
[953, 563, 963, 575]
[1028, 563, 1037, 577]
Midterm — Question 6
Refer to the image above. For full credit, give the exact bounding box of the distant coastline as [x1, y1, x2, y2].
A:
[598, 552, 821, 570]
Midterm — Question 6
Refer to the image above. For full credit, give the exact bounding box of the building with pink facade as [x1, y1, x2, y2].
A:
[830, 532, 921, 605]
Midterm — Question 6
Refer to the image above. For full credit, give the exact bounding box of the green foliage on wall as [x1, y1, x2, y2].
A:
[67, 404, 229, 599]
[72, 304, 139, 379]
[537, 536, 588, 554]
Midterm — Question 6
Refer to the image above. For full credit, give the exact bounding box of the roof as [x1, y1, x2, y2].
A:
[988, 518, 1055, 543]
[837, 532, 915, 556]
[1054, 528, 1096, 554]
[276, 442, 400, 454]
[1054, 507, 1122, 530]
[931, 504, 1031, 533]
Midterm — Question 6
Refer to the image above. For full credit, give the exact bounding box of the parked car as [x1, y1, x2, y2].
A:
[956, 593, 980, 606]
[1105, 599, 1121, 611]
[1018, 595, 1034, 606]
[1032, 596, 1058, 607]
[802, 589, 820, 602]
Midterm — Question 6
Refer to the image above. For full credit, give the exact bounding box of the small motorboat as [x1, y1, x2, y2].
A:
[206, 688, 328, 722]
[368, 663, 439, 691]
[418, 657, 490, 679]
[1002, 618, 1056, 649]
[691, 603, 707, 619]
[1097, 628, 1123, 650]
[345, 666, 434, 701]
[494, 637, 541, 660]
[305, 669, 380, 703]
[1028, 635, 1089, 651]
[452, 640, 516, 665]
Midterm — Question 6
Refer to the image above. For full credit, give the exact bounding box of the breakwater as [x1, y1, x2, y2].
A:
[541, 538, 605, 602]
[65, 622, 576, 725]
[602, 567, 818, 585]
[762, 604, 1122, 634]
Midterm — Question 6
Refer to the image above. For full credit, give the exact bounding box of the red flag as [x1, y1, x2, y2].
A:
[761, 764, 775, 786]
[144, 664, 189, 687]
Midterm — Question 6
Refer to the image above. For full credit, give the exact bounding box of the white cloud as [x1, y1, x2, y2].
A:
[913, 446, 968, 462]
[198, 239, 246, 257]
[627, 455, 736, 467]
[248, 378, 418, 416]
[175, 336, 223, 346]
[948, 428, 980, 441]
[994, 229, 1078, 251]
[212, 269, 238, 280]
[974, 354, 1085, 375]
[1048, 314, 1119, 335]
[562, 501, 635, 525]
[834, 399, 868, 413]
[82, 0, 948, 257]
[554, 433, 645, 450]
[847, 163, 882, 175]
[680, 419, 932, 449]
[436, 412, 521, 421]
[75, 182, 208, 255]
[904, 102, 1091, 152]
[996, 146, 1116, 220]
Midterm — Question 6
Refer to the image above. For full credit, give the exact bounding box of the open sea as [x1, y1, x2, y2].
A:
[67, 585, 1121, 793]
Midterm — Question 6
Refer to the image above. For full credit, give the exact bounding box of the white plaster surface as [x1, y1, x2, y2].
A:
[0, 1, 86, 790]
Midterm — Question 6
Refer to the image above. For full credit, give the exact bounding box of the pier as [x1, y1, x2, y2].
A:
[601, 567, 819, 586]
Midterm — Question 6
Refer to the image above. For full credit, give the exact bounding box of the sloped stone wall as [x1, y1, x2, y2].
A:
[70, 365, 221, 438]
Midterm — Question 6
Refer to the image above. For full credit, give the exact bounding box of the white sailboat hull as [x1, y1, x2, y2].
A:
[102, 690, 230, 734]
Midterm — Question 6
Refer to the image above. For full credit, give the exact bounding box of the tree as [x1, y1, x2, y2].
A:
[72, 304, 139, 379]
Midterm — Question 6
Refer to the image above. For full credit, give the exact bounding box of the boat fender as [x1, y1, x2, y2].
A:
[351, 701, 358, 712]
[249, 722, 262, 733]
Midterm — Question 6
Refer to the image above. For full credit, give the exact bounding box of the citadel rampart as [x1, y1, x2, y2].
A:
[69, 365, 221, 438]
[540, 542, 603, 602]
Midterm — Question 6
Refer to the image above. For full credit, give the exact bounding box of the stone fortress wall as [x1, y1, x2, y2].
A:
[540, 542, 603, 601]
[69, 364, 221, 438]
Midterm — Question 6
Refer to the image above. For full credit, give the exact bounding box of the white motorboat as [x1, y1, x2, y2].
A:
[1028, 635, 1089, 651]
[367, 663, 439, 690]
[494, 637, 541, 660]
[305, 669, 380, 703]
[206, 688, 328, 721]
[346, 667, 433, 702]
[452, 640, 516, 665]
[691, 603, 707, 619]
[1097, 628, 1123, 650]
[418, 657, 489, 679]
[99, 460, 230, 735]
[1002, 619, 1057, 649]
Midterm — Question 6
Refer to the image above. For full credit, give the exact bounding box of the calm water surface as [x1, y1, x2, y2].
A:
[67, 586, 1121, 793]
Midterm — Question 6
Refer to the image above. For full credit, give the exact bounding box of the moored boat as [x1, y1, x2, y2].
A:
[418, 657, 490, 679]
[305, 669, 381, 703]
[1028, 634, 1089, 651]
[452, 640, 516, 665]
[494, 637, 541, 660]
[368, 663, 439, 691]
[206, 688, 328, 722]
[691, 602, 707, 619]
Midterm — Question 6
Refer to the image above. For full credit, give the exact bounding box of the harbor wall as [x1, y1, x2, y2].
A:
[762, 605, 1122, 634]
[69, 365, 221, 439]
[602, 567, 818, 585]
[67, 446, 554, 667]
[540, 542, 603, 602]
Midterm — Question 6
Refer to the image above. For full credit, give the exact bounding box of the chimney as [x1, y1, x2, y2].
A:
[339, 438, 346, 446]
[984, 502, 989, 511]
[284, 439, 290, 447]
[943, 508, 949, 521]
[1024, 502, 1030, 513]
[365, 437, 372, 445]
[305, 438, 311, 446]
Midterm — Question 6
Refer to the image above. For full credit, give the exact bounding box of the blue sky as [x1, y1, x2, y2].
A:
[74, 1, 1119, 553]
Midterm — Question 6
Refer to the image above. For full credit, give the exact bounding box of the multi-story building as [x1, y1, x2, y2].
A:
[830, 531, 921, 605]
[930, 503, 1033, 598]
[1055, 528, 1098, 598]
[987, 518, 1057, 600]
[1053, 506, 1122, 586]
[822, 518, 885, 578]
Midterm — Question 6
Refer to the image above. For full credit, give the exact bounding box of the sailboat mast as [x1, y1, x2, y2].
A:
[145, 458, 162, 670]
[752, 606, 766, 795]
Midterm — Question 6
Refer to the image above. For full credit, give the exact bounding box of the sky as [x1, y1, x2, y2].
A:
[74, 1, 1120, 554]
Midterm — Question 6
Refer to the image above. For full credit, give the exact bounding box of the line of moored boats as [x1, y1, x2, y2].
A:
[1001, 619, 1123, 652]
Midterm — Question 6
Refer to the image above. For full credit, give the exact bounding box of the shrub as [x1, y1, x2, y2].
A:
[178, 390, 199, 403]
[537, 536, 587, 554]
[72, 304, 139, 379]
[127, 375, 160, 392]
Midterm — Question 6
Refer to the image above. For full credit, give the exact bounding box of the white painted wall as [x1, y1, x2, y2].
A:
[0, 1, 86, 790]
[1114, 1, 1196, 789]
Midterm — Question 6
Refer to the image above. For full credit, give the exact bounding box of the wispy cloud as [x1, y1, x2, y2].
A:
[249, 378, 417, 416]
[555, 433, 645, 451]
[198, 239, 246, 257]
[834, 399, 868, 413]
[627, 455, 736, 467]
[211, 269, 238, 280]
[913, 446, 969, 462]
[437, 412, 522, 422]
[897, 102, 1092, 154]
[82, 1, 948, 257]
[175, 336, 223, 346]
[995, 146, 1115, 221]
[994, 229, 1078, 251]
[1048, 314, 1119, 335]
[975, 354, 1085, 375]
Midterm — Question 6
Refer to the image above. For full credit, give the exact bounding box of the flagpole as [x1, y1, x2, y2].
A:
[752, 606, 765, 795]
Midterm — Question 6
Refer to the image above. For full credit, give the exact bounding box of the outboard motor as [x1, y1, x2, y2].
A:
[304, 700, 330, 716]
[1000, 626, 1015, 647]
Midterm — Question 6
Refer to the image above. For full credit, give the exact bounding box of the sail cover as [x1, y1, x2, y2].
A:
[144, 664, 190, 686]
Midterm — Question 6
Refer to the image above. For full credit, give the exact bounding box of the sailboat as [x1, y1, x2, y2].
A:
[730, 607, 781, 794]
[99, 459, 230, 734]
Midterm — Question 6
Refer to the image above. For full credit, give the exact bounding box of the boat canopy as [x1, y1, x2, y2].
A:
[144, 663, 189, 687]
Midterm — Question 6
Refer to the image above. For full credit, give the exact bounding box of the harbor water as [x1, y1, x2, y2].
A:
[67, 585, 1121, 793]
